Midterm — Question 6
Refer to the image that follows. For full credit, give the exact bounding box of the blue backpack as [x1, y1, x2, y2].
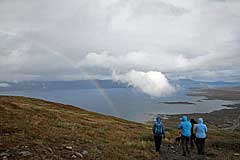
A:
[155, 123, 163, 135]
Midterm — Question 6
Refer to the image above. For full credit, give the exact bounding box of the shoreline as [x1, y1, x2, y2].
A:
[187, 87, 240, 101]
[2, 90, 239, 126]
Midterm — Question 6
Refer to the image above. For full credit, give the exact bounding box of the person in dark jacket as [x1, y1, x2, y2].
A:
[178, 116, 192, 156]
[152, 116, 165, 152]
[190, 118, 197, 148]
[195, 118, 208, 155]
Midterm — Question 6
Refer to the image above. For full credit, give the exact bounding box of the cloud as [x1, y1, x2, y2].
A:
[113, 70, 175, 97]
[0, 83, 11, 88]
[78, 50, 240, 74]
[77, 51, 190, 73]
[0, 31, 84, 81]
[0, 0, 239, 82]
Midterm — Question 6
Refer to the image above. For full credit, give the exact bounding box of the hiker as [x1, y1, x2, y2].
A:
[175, 118, 182, 147]
[195, 118, 208, 155]
[175, 128, 182, 147]
[190, 118, 197, 148]
[152, 116, 165, 152]
[178, 116, 192, 156]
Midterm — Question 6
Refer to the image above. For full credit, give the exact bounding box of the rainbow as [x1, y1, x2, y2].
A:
[39, 42, 119, 116]
[1, 30, 119, 116]
[90, 79, 119, 116]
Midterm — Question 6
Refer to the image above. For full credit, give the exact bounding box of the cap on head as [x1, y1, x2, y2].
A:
[198, 118, 203, 124]
[190, 118, 196, 123]
[156, 116, 161, 122]
[182, 116, 187, 121]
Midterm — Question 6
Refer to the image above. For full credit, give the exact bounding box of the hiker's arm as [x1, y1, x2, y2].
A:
[205, 125, 208, 132]
[163, 125, 166, 138]
[194, 124, 197, 132]
[178, 123, 182, 129]
[152, 124, 156, 134]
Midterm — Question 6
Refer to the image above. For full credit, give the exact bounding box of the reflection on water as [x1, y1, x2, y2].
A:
[0, 88, 237, 122]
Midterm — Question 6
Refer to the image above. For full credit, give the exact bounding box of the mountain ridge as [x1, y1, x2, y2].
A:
[1, 79, 240, 91]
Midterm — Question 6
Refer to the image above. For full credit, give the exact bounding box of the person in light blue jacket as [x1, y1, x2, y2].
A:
[178, 116, 192, 156]
[194, 118, 208, 155]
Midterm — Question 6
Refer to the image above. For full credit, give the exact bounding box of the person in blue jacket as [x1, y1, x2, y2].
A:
[194, 118, 208, 155]
[152, 116, 165, 152]
[178, 115, 192, 156]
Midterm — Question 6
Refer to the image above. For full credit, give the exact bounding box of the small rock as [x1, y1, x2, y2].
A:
[172, 150, 176, 153]
[164, 138, 170, 143]
[75, 152, 83, 158]
[171, 146, 174, 149]
[46, 147, 53, 153]
[72, 155, 77, 159]
[234, 153, 240, 156]
[65, 146, 73, 150]
[82, 150, 88, 155]
[19, 151, 32, 157]
[53, 155, 58, 159]
[0, 152, 10, 157]
[3, 156, 8, 160]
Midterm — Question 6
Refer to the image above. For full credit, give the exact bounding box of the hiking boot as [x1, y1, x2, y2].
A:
[159, 150, 162, 154]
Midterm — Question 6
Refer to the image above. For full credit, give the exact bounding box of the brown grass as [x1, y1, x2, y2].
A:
[0, 96, 160, 160]
[0, 96, 240, 160]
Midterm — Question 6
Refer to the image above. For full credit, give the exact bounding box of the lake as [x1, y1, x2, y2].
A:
[0, 88, 237, 122]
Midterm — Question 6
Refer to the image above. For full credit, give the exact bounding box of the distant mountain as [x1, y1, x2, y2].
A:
[0, 80, 128, 91]
[0, 79, 239, 91]
[172, 79, 240, 89]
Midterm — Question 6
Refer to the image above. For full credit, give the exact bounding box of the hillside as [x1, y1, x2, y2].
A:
[0, 96, 240, 160]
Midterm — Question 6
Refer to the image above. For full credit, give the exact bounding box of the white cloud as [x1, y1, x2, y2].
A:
[113, 70, 175, 97]
[78, 50, 240, 74]
[0, 83, 10, 88]
[77, 51, 191, 73]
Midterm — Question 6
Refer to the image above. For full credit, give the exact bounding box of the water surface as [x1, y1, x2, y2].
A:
[0, 88, 237, 122]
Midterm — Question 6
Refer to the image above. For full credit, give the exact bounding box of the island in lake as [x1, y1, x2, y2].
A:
[158, 101, 196, 105]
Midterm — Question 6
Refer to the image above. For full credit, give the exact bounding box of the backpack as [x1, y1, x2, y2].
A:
[155, 123, 163, 135]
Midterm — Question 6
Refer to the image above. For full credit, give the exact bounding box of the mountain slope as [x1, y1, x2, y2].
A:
[0, 96, 158, 160]
[0, 96, 240, 160]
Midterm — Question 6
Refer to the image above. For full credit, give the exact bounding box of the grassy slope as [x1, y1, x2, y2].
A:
[0, 96, 158, 160]
[0, 96, 240, 160]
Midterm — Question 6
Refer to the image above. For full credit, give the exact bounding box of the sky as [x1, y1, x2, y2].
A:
[0, 0, 240, 83]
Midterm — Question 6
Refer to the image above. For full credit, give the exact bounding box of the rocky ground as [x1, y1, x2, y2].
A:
[156, 102, 240, 160]
[0, 92, 240, 159]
